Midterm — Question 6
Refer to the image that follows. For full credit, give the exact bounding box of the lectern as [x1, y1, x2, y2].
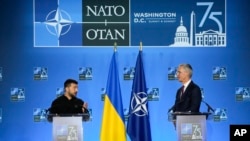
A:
[48, 114, 90, 141]
[169, 112, 211, 141]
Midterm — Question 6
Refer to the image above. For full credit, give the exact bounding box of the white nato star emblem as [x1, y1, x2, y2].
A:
[130, 92, 148, 116]
[45, 8, 73, 38]
[183, 124, 192, 133]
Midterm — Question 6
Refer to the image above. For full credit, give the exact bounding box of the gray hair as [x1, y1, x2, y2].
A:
[179, 64, 193, 77]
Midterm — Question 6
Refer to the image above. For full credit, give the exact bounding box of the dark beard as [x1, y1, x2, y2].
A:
[69, 92, 77, 98]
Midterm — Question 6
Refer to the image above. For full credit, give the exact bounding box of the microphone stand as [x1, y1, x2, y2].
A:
[202, 100, 215, 113]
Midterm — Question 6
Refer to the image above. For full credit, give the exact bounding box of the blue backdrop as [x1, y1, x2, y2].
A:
[0, 0, 250, 141]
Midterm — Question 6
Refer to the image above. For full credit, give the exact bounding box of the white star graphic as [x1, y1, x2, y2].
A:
[184, 125, 191, 133]
[57, 126, 67, 135]
[45, 8, 72, 38]
[130, 92, 148, 116]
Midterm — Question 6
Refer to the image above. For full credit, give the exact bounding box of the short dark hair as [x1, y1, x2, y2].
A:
[64, 79, 78, 89]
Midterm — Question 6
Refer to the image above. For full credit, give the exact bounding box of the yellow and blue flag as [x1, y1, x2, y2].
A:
[100, 52, 126, 141]
[127, 51, 152, 141]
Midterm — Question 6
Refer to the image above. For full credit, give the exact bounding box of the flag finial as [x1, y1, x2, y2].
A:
[139, 42, 143, 51]
[114, 42, 117, 52]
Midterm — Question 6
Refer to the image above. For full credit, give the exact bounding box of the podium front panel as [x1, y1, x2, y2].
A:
[52, 117, 83, 141]
[176, 115, 206, 141]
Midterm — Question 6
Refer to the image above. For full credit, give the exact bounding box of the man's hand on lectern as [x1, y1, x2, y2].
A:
[82, 102, 88, 113]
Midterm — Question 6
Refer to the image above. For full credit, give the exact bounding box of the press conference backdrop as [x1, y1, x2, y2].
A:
[0, 0, 250, 140]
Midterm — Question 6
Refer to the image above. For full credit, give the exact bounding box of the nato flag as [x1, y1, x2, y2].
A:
[127, 51, 152, 141]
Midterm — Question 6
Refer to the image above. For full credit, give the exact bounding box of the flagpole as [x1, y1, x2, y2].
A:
[114, 42, 117, 52]
[139, 41, 143, 51]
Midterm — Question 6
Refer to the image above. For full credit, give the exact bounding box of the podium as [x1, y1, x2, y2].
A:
[169, 112, 211, 141]
[48, 114, 90, 141]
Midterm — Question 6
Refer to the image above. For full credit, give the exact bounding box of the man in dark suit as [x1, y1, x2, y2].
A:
[170, 64, 202, 113]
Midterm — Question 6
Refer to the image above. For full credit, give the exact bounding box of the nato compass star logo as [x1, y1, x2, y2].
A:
[130, 92, 149, 116]
[181, 123, 192, 134]
[45, 7, 72, 38]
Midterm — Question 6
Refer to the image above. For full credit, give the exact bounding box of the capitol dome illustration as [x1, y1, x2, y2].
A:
[176, 19, 187, 33]
[170, 16, 191, 47]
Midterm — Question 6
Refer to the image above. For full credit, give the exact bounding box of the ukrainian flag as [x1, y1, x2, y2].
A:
[100, 52, 126, 141]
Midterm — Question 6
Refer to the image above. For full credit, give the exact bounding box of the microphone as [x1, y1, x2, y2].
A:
[168, 105, 175, 113]
[202, 100, 215, 113]
[83, 107, 89, 113]
[74, 103, 90, 121]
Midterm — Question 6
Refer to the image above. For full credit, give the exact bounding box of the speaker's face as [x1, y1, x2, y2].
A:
[66, 83, 78, 97]
[176, 66, 189, 83]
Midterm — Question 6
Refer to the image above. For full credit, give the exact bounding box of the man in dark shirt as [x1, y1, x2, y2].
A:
[48, 79, 89, 116]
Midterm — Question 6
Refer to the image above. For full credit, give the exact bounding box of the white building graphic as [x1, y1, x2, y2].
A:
[169, 11, 226, 47]
[195, 30, 226, 46]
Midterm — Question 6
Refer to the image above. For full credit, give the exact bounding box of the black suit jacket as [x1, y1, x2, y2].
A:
[172, 81, 202, 112]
